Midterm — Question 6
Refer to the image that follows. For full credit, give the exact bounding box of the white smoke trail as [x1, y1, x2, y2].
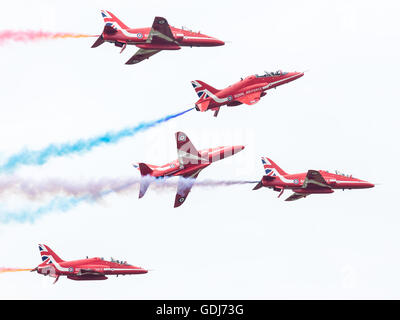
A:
[0, 175, 257, 200]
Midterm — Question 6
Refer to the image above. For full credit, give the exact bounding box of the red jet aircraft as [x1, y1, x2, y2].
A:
[32, 244, 148, 283]
[191, 70, 304, 117]
[133, 131, 244, 207]
[92, 10, 225, 65]
[253, 157, 374, 201]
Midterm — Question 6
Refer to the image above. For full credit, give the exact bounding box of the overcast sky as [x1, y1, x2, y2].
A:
[0, 0, 399, 299]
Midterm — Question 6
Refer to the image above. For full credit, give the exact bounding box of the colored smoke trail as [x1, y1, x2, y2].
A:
[0, 107, 194, 173]
[0, 177, 257, 223]
[0, 176, 257, 200]
[0, 196, 88, 224]
[0, 30, 95, 45]
[0, 267, 31, 273]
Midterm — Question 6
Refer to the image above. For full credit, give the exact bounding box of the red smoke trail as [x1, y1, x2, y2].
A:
[0, 267, 31, 274]
[0, 30, 96, 45]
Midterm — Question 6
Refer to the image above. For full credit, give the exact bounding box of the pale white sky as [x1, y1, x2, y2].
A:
[0, 0, 399, 299]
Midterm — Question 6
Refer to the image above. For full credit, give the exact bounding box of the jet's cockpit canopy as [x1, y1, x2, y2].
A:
[110, 257, 131, 265]
[179, 26, 201, 33]
[256, 70, 288, 77]
[334, 170, 353, 178]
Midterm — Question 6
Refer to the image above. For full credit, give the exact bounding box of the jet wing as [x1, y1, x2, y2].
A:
[148, 16, 176, 44]
[125, 17, 177, 64]
[303, 170, 331, 189]
[285, 193, 307, 201]
[125, 48, 161, 65]
[174, 171, 201, 208]
[285, 171, 330, 201]
[235, 92, 262, 105]
[176, 131, 207, 167]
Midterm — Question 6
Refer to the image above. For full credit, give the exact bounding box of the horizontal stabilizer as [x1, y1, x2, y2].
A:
[138, 163, 153, 199]
[138, 163, 153, 176]
[253, 181, 263, 190]
[91, 35, 105, 48]
[196, 100, 210, 112]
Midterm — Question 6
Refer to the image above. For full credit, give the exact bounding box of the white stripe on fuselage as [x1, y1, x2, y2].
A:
[261, 73, 301, 90]
[102, 268, 141, 272]
[42, 255, 69, 273]
[267, 168, 296, 184]
[334, 180, 366, 184]
[199, 89, 229, 103]
[183, 36, 213, 40]
[108, 22, 141, 38]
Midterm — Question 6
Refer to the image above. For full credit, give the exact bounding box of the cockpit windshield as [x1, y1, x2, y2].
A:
[324, 170, 354, 178]
[256, 70, 288, 78]
[334, 170, 353, 178]
[110, 257, 131, 266]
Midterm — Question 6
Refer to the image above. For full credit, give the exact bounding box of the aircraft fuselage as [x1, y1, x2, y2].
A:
[142, 146, 244, 178]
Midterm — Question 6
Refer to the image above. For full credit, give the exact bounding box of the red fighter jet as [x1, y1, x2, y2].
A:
[133, 131, 244, 207]
[92, 10, 224, 65]
[31, 244, 148, 283]
[191, 70, 304, 117]
[253, 157, 374, 201]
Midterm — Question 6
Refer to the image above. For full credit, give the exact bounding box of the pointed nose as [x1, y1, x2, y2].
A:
[220, 145, 245, 158]
[208, 37, 224, 46]
[293, 71, 304, 79]
[365, 182, 375, 188]
[133, 267, 148, 274]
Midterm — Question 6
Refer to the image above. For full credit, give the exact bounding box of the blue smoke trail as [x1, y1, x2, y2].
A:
[0, 196, 88, 224]
[0, 183, 130, 223]
[0, 107, 194, 173]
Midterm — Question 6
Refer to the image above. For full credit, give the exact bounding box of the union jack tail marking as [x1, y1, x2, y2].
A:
[101, 10, 129, 31]
[38, 244, 64, 264]
[191, 80, 219, 101]
[261, 157, 288, 176]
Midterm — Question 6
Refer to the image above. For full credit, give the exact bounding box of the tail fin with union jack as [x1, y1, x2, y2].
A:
[261, 157, 288, 177]
[38, 244, 64, 264]
[191, 80, 220, 113]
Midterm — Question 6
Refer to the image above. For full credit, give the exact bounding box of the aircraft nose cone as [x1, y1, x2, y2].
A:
[293, 72, 304, 79]
[366, 182, 375, 188]
[234, 145, 245, 153]
[208, 37, 224, 46]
